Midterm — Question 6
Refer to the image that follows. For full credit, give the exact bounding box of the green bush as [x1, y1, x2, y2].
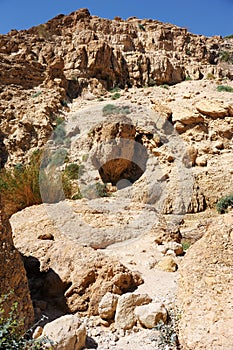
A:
[63, 163, 84, 180]
[224, 34, 233, 39]
[160, 84, 169, 89]
[217, 85, 233, 92]
[0, 292, 52, 349]
[0, 151, 42, 216]
[31, 91, 42, 98]
[216, 195, 233, 214]
[111, 92, 121, 100]
[219, 51, 233, 63]
[138, 23, 146, 31]
[102, 104, 130, 116]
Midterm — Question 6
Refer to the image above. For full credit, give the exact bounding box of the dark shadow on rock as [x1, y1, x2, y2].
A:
[22, 255, 70, 324]
[85, 336, 98, 349]
[0, 130, 8, 167]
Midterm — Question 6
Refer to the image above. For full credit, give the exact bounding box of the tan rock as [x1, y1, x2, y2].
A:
[172, 107, 204, 125]
[42, 314, 86, 350]
[135, 302, 167, 328]
[156, 256, 177, 272]
[177, 214, 233, 350]
[98, 292, 119, 320]
[196, 100, 229, 118]
[115, 293, 152, 330]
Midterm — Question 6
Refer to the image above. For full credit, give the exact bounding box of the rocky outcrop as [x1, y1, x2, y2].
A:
[0, 8, 231, 166]
[11, 204, 143, 318]
[177, 212, 233, 350]
[0, 199, 34, 329]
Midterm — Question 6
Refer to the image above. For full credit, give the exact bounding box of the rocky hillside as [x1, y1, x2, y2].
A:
[0, 8, 233, 165]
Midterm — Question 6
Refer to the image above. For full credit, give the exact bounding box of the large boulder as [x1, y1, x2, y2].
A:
[0, 199, 34, 329]
[135, 302, 167, 329]
[177, 212, 233, 350]
[42, 314, 86, 350]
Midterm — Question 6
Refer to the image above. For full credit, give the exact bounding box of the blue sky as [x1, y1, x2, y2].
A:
[0, 0, 232, 37]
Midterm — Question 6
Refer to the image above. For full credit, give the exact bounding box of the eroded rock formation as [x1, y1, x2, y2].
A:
[0, 199, 34, 329]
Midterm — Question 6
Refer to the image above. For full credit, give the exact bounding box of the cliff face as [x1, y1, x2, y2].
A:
[0, 198, 34, 329]
[0, 8, 232, 165]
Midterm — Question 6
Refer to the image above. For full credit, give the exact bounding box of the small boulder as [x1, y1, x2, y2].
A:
[41, 314, 86, 350]
[156, 256, 177, 272]
[135, 302, 167, 328]
[98, 292, 119, 320]
[115, 293, 152, 330]
[196, 100, 229, 118]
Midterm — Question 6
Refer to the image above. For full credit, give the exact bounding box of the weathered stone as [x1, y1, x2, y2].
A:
[156, 256, 177, 272]
[196, 100, 229, 118]
[0, 200, 34, 329]
[115, 293, 152, 330]
[98, 292, 119, 320]
[178, 213, 233, 350]
[135, 302, 167, 328]
[42, 314, 86, 350]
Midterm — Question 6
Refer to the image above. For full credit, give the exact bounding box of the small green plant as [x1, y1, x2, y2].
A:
[63, 163, 84, 180]
[32, 91, 42, 98]
[224, 34, 233, 39]
[219, 50, 233, 63]
[160, 84, 170, 89]
[61, 100, 68, 107]
[206, 73, 215, 80]
[0, 292, 52, 349]
[102, 104, 130, 116]
[53, 122, 66, 145]
[49, 148, 68, 166]
[148, 78, 157, 87]
[111, 92, 121, 100]
[217, 85, 233, 92]
[186, 49, 191, 56]
[97, 97, 104, 101]
[109, 87, 121, 93]
[216, 194, 233, 213]
[138, 23, 146, 31]
[82, 154, 89, 162]
[185, 75, 192, 81]
[182, 241, 191, 252]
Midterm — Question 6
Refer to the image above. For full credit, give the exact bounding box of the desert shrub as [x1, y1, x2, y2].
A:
[181, 241, 191, 252]
[153, 307, 180, 349]
[31, 91, 42, 98]
[148, 78, 157, 86]
[60, 100, 68, 107]
[81, 182, 109, 199]
[185, 75, 192, 81]
[53, 123, 66, 145]
[217, 85, 233, 92]
[0, 151, 42, 216]
[109, 87, 121, 93]
[102, 104, 130, 116]
[0, 292, 52, 349]
[216, 195, 233, 213]
[224, 34, 233, 39]
[111, 92, 121, 100]
[206, 73, 215, 80]
[138, 23, 146, 31]
[63, 163, 84, 180]
[219, 51, 233, 63]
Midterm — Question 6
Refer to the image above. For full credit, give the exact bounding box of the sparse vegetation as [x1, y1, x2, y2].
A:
[138, 23, 146, 31]
[160, 84, 170, 89]
[216, 194, 233, 214]
[61, 100, 68, 107]
[185, 75, 192, 81]
[31, 91, 42, 98]
[109, 87, 121, 93]
[0, 292, 52, 349]
[81, 182, 109, 199]
[153, 306, 180, 350]
[182, 241, 191, 252]
[224, 34, 233, 39]
[206, 73, 215, 80]
[111, 92, 121, 100]
[219, 50, 233, 63]
[102, 104, 130, 116]
[217, 85, 233, 92]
